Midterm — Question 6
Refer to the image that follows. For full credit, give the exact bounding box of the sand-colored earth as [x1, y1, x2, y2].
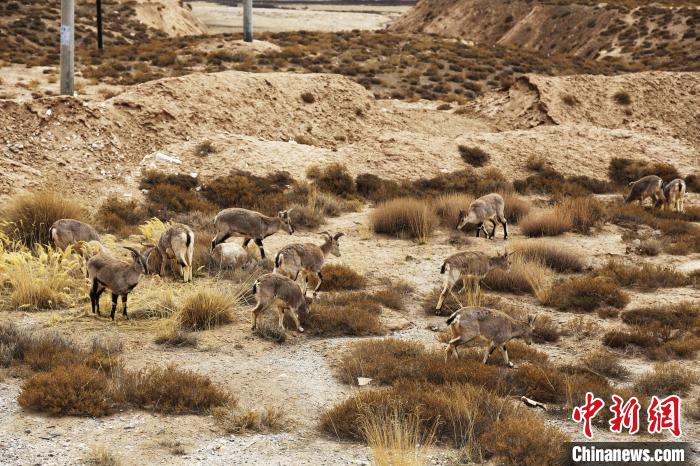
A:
[189, 1, 407, 33]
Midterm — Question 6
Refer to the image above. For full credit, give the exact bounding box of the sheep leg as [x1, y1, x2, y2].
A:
[475, 223, 483, 238]
[254, 238, 266, 259]
[501, 344, 514, 367]
[211, 232, 231, 251]
[312, 271, 323, 299]
[159, 257, 166, 278]
[498, 214, 508, 239]
[290, 308, 304, 333]
[435, 272, 455, 312]
[90, 279, 100, 315]
[445, 337, 462, 361]
[110, 293, 119, 321]
[277, 305, 286, 330]
[251, 302, 266, 330]
[121, 294, 129, 320]
[488, 219, 497, 239]
[482, 341, 497, 364]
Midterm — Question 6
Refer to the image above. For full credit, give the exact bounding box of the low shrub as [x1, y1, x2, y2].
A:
[306, 301, 385, 337]
[370, 198, 438, 243]
[145, 183, 216, 218]
[501, 193, 530, 224]
[201, 170, 294, 214]
[174, 290, 235, 331]
[603, 328, 660, 350]
[458, 145, 490, 167]
[612, 91, 632, 105]
[213, 403, 285, 433]
[18, 364, 112, 416]
[2, 191, 87, 248]
[532, 315, 561, 343]
[140, 170, 198, 191]
[96, 196, 148, 236]
[481, 415, 569, 466]
[513, 241, 584, 273]
[634, 363, 697, 397]
[432, 193, 473, 227]
[154, 328, 198, 348]
[594, 261, 690, 290]
[317, 264, 366, 291]
[194, 140, 216, 157]
[518, 209, 572, 237]
[545, 276, 629, 312]
[307, 163, 355, 198]
[608, 158, 679, 185]
[685, 173, 700, 193]
[559, 197, 605, 234]
[621, 303, 699, 329]
[122, 365, 230, 414]
[300, 92, 315, 104]
[581, 351, 629, 379]
[482, 259, 550, 295]
[252, 316, 287, 343]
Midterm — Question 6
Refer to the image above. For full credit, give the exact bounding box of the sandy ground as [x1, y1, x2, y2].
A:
[189, 1, 408, 33]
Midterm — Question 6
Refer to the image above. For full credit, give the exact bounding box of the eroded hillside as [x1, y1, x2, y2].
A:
[391, 0, 700, 68]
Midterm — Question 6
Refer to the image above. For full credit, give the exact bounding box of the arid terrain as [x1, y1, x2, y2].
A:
[1, 0, 699, 465]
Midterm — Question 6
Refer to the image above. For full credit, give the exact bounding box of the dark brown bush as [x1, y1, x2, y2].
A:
[18, 364, 113, 416]
[612, 91, 632, 105]
[513, 168, 611, 197]
[201, 170, 294, 214]
[608, 158, 679, 185]
[307, 163, 355, 197]
[481, 415, 569, 466]
[145, 184, 216, 218]
[603, 328, 659, 350]
[532, 315, 561, 343]
[140, 170, 198, 191]
[634, 363, 697, 397]
[300, 92, 315, 103]
[317, 264, 366, 291]
[122, 365, 230, 414]
[545, 276, 630, 312]
[685, 173, 700, 193]
[305, 301, 385, 337]
[621, 303, 699, 330]
[96, 196, 148, 236]
[593, 261, 690, 290]
[194, 140, 216, 157]
[355, 173, 405, 203]
[458, 145, 490, 167]
[514, 241, 584, 273]
[2, 191, 88, 248]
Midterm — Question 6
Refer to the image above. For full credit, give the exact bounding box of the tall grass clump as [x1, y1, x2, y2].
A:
[593, 261, 690, 290]
[544, 276, 629, 312]
[0, 244, 83, 311]
[432, 193, 473, 226]
[518, 208, 572, 237]
[370, 198, 438, 243]
[634, 363, 697, 397]
[174, 289, 237, 331]
[2, 191, 87, 248]
[513, 240, 584, 273]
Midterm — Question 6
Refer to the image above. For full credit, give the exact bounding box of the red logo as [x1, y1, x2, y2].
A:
[647, 395, 682, 438]
[572, 392, 605, 439]
[609, 395, 641, 435]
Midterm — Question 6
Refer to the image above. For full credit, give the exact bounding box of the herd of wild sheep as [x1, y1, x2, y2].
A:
[46, 173, 688, 363]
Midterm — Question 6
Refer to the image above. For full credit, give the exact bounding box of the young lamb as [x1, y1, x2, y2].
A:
[251, 273, 309, 333]
[659, 178, 686, 212]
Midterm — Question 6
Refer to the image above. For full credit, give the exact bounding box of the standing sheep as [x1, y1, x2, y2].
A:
[49, 219, 101, 250]
[211, 208, 294, 259]
[155, 223, 194, 282]
[659, 178, 686, 212]
[625, 175, 665, 207]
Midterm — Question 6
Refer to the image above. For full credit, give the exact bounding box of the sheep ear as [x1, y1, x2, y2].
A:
[278, 210, 288, 219]
[334, 232, 345, 240]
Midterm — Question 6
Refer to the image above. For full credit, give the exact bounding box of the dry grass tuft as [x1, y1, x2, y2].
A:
[2, 191, 87, 248]
[501, 193, 530, 224]
[307, 163, 356, 198]
[194, 140, 217, 157]
[513, 240, 584, 273]
[306, 300, 385, 337]
[544, 276, 629, 312]
[174, 290, 235, 331]
[359, 404, 434, 466]
[593, 261, 690, 290]
[432, 193, 473, 226]
[581, 351, 629, 379]
[482, 258, 551, 296]
[96, 196, 148, 237]
[85, 444, 122, 466]
[154, 327, 198, 348]
[634, 363, 697, 397]
[518, 208, 572, 237]
[370, 198, 438, 243]
[318, 264, 367, 291]
[213, 403, 286, 434]
[481, 415, 569, 466]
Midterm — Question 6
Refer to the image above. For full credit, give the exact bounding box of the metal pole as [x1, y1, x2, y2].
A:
[243, 0, 253, 42]
[60, 0, 75, 95]
[96, 0, 103, 49]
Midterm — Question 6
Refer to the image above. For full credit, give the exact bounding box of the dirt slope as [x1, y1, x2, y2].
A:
[470, 71, 700, 147]
[390, 0, 700, 67]
[2, 70, 698, 202]
[132, 0, 206, 36]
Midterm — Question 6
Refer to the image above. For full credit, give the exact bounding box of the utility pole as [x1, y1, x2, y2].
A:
[96, 0, 104, 49]
[243, 0, 253, 42]
[60, 0, 75, 95]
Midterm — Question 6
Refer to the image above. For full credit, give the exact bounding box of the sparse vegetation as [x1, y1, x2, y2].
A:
[458, 145, 490, 167]
[581, 351, 629, 379]
[634, 363, 697, 396]
[608, 158, 679, 185]
[194, 140, 216, 157]
[593, 261, 690, 290]
[545, 276, 629, 312]
[370, 198, 438, 243]
[213, 402, 286, 434]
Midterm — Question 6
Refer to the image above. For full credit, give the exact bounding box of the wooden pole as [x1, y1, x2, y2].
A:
[96, 0, 103, 49]
[60, 0, 75, 95]
[243, 0, 253, 42]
